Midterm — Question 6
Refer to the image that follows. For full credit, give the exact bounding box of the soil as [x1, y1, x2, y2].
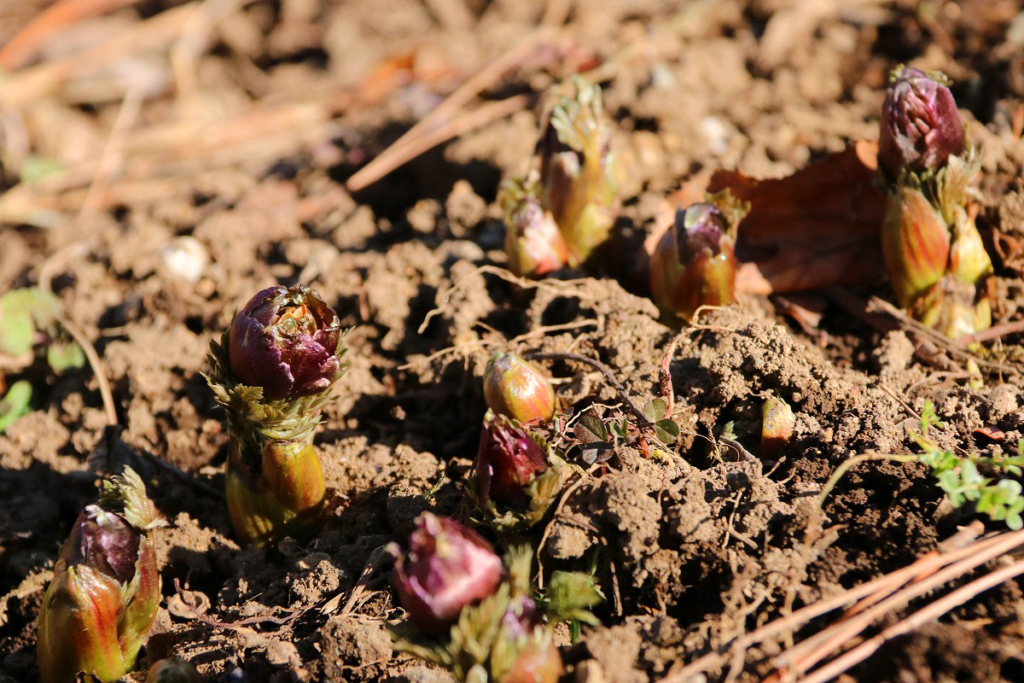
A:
[3, 1, 1024, 682]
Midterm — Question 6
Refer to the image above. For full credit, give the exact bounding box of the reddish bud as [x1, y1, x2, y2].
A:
[393, 513, 504, 634]
[501, 640, 563, 683]
[539, 79, 617, 264]
[225, 439, 326, 547]
[37, 468, 161, 683]
[483, 352, 556, 424]
[881, 187, 950, 308]
[649, 202, 737, 322]
[761, 395, 795, 460]
[501, 185, 570, 278]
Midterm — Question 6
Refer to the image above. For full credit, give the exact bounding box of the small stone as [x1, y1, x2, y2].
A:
[160, 236, 209, 283]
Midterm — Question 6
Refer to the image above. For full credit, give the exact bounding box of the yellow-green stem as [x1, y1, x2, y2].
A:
[226, 438, 326, 546]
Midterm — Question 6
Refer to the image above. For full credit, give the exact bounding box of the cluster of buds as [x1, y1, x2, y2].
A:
[390, 514, 563, 683]
[205, 285, 347, 546]
[648, 191, 749, 323]
[878, 66, 993, 338]
[474, 352, 565, 531]
[500, 78, 617, 275]
[469, 411, 566, 532]
[36, 469, 163, 683]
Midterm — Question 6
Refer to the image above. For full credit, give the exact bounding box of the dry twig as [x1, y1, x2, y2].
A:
[346, 27, 558, 191]
[661, 523, 1020, 682]
[775, 529, 1024, 680]
[867, 297, 1018, 374]
[798, 555, 1024, 683]
[0, 3, 198, 107]
[419, 0, 474, 30]
[0, 0, 143, 71]
[347, 93, 532, 192]
[957, 319, 1024, 345]
[55, 312, 118, 426]
[78, 86, 143, 222]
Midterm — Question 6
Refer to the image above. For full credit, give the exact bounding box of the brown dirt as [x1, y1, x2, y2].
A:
[3, 1, 1024, 682]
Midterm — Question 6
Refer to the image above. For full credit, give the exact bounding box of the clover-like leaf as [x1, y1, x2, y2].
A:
[655, 418, 679, 445]
[643, 398, 668, 422]
[574, 414, 607, 444]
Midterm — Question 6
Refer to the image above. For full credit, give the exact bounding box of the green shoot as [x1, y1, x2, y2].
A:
[815, 400, 1024, 530]
[914, 401, 1024, 529]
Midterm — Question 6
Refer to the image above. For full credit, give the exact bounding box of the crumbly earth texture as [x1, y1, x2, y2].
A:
[3, 1, 1024, 682]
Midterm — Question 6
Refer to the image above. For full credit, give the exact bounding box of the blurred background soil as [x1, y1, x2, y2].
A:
[3, 0, 1024, 681]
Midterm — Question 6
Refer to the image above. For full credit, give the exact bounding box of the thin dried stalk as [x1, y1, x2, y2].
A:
[0, 0, 143, 70]
[799, 556, 1024, 683]
[775, 529, 1024, 679]
[345, 27, 557, 191]
[662, 525, 1018, 682]
[0, 3, 197, 107]
[346, 92, 533, 192]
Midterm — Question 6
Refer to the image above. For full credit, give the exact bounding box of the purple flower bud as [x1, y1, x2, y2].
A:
[478, 415, 549, 508]
[649, 202, 737, 322]
[228, 286, 342, 401]
[393, 513, 504, 634]
[61, 505, 141, 585]
[879, 66, 966, 178]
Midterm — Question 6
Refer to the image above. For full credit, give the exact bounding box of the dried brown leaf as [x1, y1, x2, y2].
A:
[716, 141, 886, 294]
[651, 142, 886, 295]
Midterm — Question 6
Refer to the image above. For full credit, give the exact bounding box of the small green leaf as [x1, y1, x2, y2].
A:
[655, 419, 679, 445]
[47, 342, 85, 373]
[0, 380, 33, 432]
[1007, 512, 1023, 530]
[643, 398, 668, 422]
[0, 288, 63, 355]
